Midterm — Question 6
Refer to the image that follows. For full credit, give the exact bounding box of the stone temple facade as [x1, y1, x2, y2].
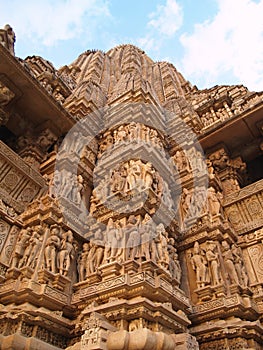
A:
[0, 24, 263, 350]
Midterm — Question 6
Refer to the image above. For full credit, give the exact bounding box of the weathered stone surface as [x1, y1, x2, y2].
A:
[0, 24, 262, 349]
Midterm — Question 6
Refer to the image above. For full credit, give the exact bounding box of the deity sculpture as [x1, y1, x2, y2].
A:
[92, 229, 105, 267]
[11, 227, 32, 269]
[141, 162, 154, 189]
[232, 245, 249, 287]
[181, 188, 192, 219]
[58, 230, 75, 276]
[221, 241, 239, 285]
[104, 219, 117, 263]
[152, 171, 163, 198]
[173, 150, 190, 173]
[111, 168, 126, 193]
[168, 238, 181, 282]
[126, 160, 142, 191]
[20, 225, 44, 269]
[207, 187, 221, 217]
[113, 222, 125, 263]
[44, 225, 61, 274]
[155, 223, 170, 269]
[140, 214, 153, 261]
[125, 215, 140, 261]
[86, 241, 98, 275]
[190, 242, 209, 288]
[78, 242, 90, 282]
[205, 241, 221, 286]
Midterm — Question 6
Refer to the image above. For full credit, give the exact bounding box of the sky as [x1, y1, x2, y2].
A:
[1, 0, 263, 92]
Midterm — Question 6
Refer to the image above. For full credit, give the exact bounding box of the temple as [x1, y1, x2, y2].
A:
[0, 24, 263, 349]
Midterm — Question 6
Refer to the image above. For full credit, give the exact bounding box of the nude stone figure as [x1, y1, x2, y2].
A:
[44, 225, 61, 274]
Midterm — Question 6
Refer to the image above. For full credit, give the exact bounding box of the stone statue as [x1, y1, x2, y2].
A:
[194, 186, 207, 216]
[205, 241, 220, 286]
[92, 229, 105, 268]
[78, 243, 90, 282]
[114, 125, 127, 143]
[168, 238, 181, 282]
[221, 241, 239, 285]
[207, 187, 221, 217]
[44, 225, 61, 274]
[59, 169, 74, 199]
[141, 124, 150, 142]
[173, 150, 190, 173]
[111, 168, 126, 193]
[190, 242, 209, 288]
[140, 214, 153, 261]
[58, 230, 75, 276]
[104, 218, 117, 263]
[125, 215, 140, 260]
[181, 188, 192, 219]
[152, 171, 163, 198]
[232, 245, 249, 287]
[114, 222, 125, 263]
[86, 241, 98, 275]
[141, 162, 154, 189]
[162, 181, 174, 210]
[126, 160, 141, 191]
[21, 225, 44, 268]
[4, 24, 15, 55]
[155, 223, 170, 269]
[11, 227, 32, 269]
[71, 175, 84, 204]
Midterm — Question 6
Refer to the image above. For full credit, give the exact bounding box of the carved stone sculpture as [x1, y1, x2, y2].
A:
[58, 230, 75, 276]
[44, 225, 61, 274]
[207, 187, 221, 217]
[125, 215, 140, 261]
[232, 244, 249, 287]
[11, 227, 32, 269]
[190, 242, 208, 288]
[78, 242, 90, 282]
[168, 238, 181, 282]
[205, 241, 221, 286]
[155, 223, 170, 269]
[221, 241, 239, 285]
[20, 225, 44, 268]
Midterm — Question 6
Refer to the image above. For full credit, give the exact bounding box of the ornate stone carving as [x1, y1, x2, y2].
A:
[0, 24, 15, 55]
[190, 242, 209, 289]
[0, 31, 263, 350]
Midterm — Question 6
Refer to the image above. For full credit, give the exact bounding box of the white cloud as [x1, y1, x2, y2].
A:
[0, 0, 110, 46]
[136, 35, 157, 52]
[180, 0, 263, 91]
[148, 0, 183, 37]
[136, 0, 183, 54]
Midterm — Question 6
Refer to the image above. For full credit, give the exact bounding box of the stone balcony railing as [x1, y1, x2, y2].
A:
[223, 179, 263, 234]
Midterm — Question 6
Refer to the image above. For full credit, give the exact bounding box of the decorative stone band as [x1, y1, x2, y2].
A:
[0, 141, 46, 212]
[223, 178, 263, 234]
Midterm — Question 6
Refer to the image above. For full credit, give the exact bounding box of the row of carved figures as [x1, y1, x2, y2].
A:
[181, 186, 223, 220]
[50, 170, 84, 204]
[9, 216, 181, 283]
[189, 240, 249, 289]
[78, 214, 181, 282]
[98, 123, 165, 158]
[200, 103, 232, 128]
[11, 224, 76, 277]
[172, 147, 207, 173]
[91, 159, 174, 211]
